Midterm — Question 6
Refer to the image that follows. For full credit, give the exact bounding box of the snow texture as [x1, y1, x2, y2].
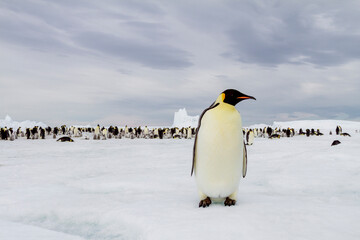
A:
[172, 108, 199, 128]
[1, 129, 360, 239]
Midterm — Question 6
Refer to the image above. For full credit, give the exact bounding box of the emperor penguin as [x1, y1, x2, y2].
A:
[94, 124, 100, 140]
[246, 129, 254, 145]
[186, 126, 192, 139]
[144, 126, 150, 139]
[192, 89, 256, 207]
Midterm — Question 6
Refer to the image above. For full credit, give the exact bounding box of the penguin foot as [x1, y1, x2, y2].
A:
[199, 197, 211, 208]
[224, 197, 236, 206]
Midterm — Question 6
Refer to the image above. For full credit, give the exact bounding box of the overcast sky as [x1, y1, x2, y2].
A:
[1, 0, 360, 126]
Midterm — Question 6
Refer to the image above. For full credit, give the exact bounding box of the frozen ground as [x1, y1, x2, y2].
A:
[0, 134, 360, 240]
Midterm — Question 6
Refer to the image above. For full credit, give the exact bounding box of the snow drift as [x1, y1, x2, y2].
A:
[0, 134, 359, 239]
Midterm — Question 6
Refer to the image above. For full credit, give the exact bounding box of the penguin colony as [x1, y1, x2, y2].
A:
[0, 125, 198, 141]
[0, 123, 356, 142]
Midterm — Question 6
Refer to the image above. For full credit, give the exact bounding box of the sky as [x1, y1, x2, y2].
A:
[1, 0, 360, 126]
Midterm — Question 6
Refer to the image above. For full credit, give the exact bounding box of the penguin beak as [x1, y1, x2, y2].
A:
[237, 95, 256, 100]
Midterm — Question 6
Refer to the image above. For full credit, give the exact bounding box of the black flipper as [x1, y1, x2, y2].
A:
[191, 102, 220, 176]
[243, 141, 247, 178]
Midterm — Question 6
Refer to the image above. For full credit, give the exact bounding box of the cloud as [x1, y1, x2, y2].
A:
[223, 1, 360, 66]
[74, 31, 192, 69]
[1, 0, 360, 126]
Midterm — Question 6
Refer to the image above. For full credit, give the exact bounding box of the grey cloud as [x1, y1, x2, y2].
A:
[0, 1, 192, 69]
[1, 0, 360, 126]
[75, 31, 192, 69]
[224, 1, 360, 66]
[0, 11, 59, 49]
[124, 21, 170, 40]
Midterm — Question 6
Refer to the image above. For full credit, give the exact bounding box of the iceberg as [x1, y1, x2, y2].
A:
[172, 108, 199, 128]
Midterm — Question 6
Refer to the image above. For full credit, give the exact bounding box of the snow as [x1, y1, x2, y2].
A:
[172, 108, 199, 128]
[1, 130, 360, 239]
[0, 115, 47, 129]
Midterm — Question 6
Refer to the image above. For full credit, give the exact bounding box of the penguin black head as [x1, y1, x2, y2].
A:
[221, 89, 256, 106]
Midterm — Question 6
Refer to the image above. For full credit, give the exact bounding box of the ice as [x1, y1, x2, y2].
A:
[0, 131, 359, 239]
[0, 115, 47, 129]
[0, 219, 84, 240]
[172, 108, 199, 128]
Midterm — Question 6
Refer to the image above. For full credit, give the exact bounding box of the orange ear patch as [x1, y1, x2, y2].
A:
[221, 93, 225, 101]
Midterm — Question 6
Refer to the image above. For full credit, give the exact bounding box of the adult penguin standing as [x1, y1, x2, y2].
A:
[191, 89, 256, 207]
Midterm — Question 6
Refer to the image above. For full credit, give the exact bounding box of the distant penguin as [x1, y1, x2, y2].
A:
[173, 128, 181, 139]
[266, 127, 273, 138]
[158, 128, 164, 139]
[246, 129, 254, 145]
[340, 133, 351, 137]
[94, 124, 100, 140]
[331, 140, 341, 146]
[102, 128, 108, 140]
[74, 127, 80, 137]
[9, 131, 15, 141]
[336, 126, 342, 135]
[46, 126, 52, 135]
[286, 128, 291, 137]
[61, 125, 66, 135]
[31, 127, 39, 139]
[192, 89, 255, 207]
[299, 128, 305, 135]
[124, 125, 129, 137]
[16, 127, 21, 138]
[269, 133, 281, 139]
[1, 128, 8, 140]
[113, 126, 119, 138]
[181, 127, 187, 138]
[153, 128, 159, 138]
[251, 128, 255, 137]
[54, 127, 59, 135]
[26, 128, 31, 139]
[40, 128, 45, 139]
[186, 127, 192, 139]
[57, 136, 74, 142]
[316, 129, 323, 136]
[311, 128, 315, 136]
[144, 126, 150, 138]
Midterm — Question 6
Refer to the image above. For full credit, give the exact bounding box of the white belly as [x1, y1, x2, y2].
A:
[195, 105, 243, 198]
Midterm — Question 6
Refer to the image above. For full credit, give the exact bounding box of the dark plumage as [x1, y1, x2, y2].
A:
[269, 134, 280, 139]
[57, 136, 74, 142]
[340, 133, 351, 137]
[331, 140, 341, 146]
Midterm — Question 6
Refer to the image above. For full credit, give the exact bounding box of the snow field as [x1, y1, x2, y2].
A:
[0, 134, 359, 240]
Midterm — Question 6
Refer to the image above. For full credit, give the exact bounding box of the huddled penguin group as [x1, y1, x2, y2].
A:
[1, 121, 357, 143]
[0, 125, 198, 141]
[241, 125, 354, 140]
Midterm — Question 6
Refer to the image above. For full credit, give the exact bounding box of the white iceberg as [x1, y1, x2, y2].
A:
[0, 115, 48, 129]
[172, 108, 199, 128]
